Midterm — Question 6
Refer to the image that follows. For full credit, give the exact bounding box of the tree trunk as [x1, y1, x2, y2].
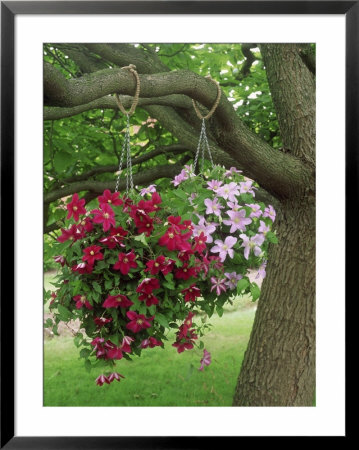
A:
[233, 44, 316, 406]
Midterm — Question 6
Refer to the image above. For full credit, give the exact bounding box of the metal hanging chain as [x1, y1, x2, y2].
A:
[114, 65, 140, 194]
[192, 76, 221, 173]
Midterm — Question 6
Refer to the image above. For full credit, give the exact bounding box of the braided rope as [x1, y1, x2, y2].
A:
[192, 76, 222, 120]
[114, 64, 141, 116]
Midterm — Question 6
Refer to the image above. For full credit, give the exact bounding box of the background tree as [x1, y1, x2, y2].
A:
[43, 43, 316, 406]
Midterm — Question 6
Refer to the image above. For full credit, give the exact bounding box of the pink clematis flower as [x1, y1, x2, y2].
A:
[217, 182, 240, 202]
[198, 349, 212, 371]
[121, 336, 134, 353]
[210, 236, 237, 262]
[207, 180, 223, 193]
[263, 205, 276, 222]
[192, 216, 217, 244]
[210, 277, 227, 296]
[246, 203, 262, 219]
[66, 193, 86, 222]
[223, 209, 252, 233]
[204, 198, 224, 217]
[258, 220, 270, 235]
[224, 272, 243, 290]
[97, 189, 123, 206]
[140, 337, 163, 349]
[102, 294, 133, 309]
[108, 372, 125, 383]
[256, 260, 267, 280]
[140, 184, 156, 196]
[239, 180, 257, 196]
[224, 167, 242, 176]
[54, 255, 66, 266]
[239, 233, 265, 260]
[91, 203, 116, 232]
[171, 169, 188, 186]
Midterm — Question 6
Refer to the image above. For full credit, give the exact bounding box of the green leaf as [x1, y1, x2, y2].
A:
[54, 151, 73, 173]
[266, 231, 278, 244]
[237, 277, 250, 294]
[74, 334, 83, 347]
[216, 304, 224, 317]
[155, 313, 169, 329]
[105, 279, 113, 290]
[79, 348, 92, 359]
[57, 304, 72, 321]
[84, 359, 92, 372]
[173, 189, 188, 201]
[92, 281, 102, 294]
[133, 233, 149, 247]
[250, 282, 261, 302]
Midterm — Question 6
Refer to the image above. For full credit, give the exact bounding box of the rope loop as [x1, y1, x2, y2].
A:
[115, 64, 141, 116]
[192, 75, 221, 120]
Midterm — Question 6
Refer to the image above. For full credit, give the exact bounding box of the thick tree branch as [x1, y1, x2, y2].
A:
[44, 94, 191, 120]
[44, 164, 183, 204]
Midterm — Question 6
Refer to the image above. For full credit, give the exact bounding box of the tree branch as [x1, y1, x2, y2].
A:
[44, 163, 183, 204]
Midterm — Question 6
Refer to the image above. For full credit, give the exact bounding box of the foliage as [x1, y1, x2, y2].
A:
[45, 163, 276, 386]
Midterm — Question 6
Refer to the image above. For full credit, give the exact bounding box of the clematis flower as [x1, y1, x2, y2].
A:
[97, 189, 123, 206]
[192, 216, 217, 244]
[193, 232, 207, 253]
[71, 261, 93, 274]
[227, 201, 241, 212]
[223, 209, 252, 233]
[102, 294, 133, 309]
[181, 284, 201, 302]
[263, 205, 276, 222]
[258, 220, 270, 235]
[57, 224, 85, 243]
[198, 349, 212, 371]
[140, 184, 156, 196]
[121, 336, 134, 353]
[108, 372, 125, 383]
[174, 264, 197, 280]
[99, 226, 127, 249]
[113, 251, 137, 275]
[140, 337, 163, 349]
[158, 228, 191, 252]
[126, 311, 153, 333]
[172, 340, 196, 353]
[106, 344, 123, 360]
[171, 169, 188, 186]
[54, 255, 66, 266]
[210, 277, 227, 296]
[246, 203, 262, 219]
[94, 317, 113, 327]
[224, 272, 243, 290]
[73, 294, 93, 310]
[66, 193, 86, 222]
[204, 198, 223, 217]
[78, 216, 93, 232]
[224, 167, 242, 176]
[82, 245, 103, 266]
[138, 292, 159, 307]
[136, 278, 160, 294]
[239, 180, 257, 196]
[210, 236, 237, 262]
[95, 374, 110, 386]
[145, 255, 173, 275]
[239, 233, 265, 260]
[207, 180, 223, 193]
[256, 260, 267, 279]
[217, 182, 240, 202]
[178, 311, 195, 338]
[91, 203, 116, 232]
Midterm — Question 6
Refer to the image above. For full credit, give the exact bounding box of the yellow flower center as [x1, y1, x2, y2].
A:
[169, 233, 174, 239]
[234, 218, 239, 223]
[103, 213, 109, 219]
[154, 263, 159, 267]
[90, 251, 94, 255]
[108, 200, 112, 204]
[73, 206, 78, 211]
[199, 240, 203, 245]
[183, 268, 187, 272]
[80, 295, 86, 303]
[137, 319, 143, 325]
[123, 258, 128, 263]
[189, 289, 192, 292]
[213, 205, 217, 210]
[223, 245, 228, 250]
[146, 223, 151, 227]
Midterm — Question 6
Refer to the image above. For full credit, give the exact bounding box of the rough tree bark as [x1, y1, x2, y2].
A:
[43, 43, 316, 406]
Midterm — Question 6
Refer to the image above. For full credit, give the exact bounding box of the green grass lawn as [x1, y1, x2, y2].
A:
[44, 306, 255, 407]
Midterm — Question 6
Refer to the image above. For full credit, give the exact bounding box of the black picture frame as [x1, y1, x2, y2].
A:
[1, 1, 354, 447]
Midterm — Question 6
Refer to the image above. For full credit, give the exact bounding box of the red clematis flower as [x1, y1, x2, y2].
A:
[102, 294, 133, 309]
[106, 343, 123, 360]
[145, 255, 174, 275]
[94, 317, 113, 327]
[53, 255, 66, 266]
[66, 193, 86, 222]
[138, 292, 159, 307]
[182, 284, 201, 302]
[113, 251, 137, 275]
[193, 232, 207, 253]
[108, 372, 125, 383]
[174, 264, 197, 280]
[73, 294, 93, 310]
[172, 340, 196, 353]
[151, 192, 162, 210]
[98, 189, 123, 206]
[78, 216, 93, 232]
[71, 262, 93, 274]
[57, 224, 85, 243]
[178, 311, 195, 338]
[140, 337, 163, 348]
[95, 374, 110, 386]
[91, 203, 116, 232]
[121, 336, 134, 353]
[82, 245, 103, 266]
[99, 226, 128, 249]
[178, 248, 194, 262]
[126, 311, 153, 333]
[136, 278, 160, 294]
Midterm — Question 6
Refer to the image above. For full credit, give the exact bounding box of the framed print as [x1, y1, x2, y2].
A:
[1, 1, 353, 447]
